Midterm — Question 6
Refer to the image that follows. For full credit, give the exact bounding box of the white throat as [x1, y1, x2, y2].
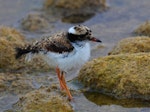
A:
[68, 26, 76, 34]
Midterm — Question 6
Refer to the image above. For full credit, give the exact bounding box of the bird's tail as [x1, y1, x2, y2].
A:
[15, 45, 32, 59]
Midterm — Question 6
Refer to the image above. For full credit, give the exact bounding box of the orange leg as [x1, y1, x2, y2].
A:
[60, 71, 73, 100]
[55, 67, 65, 90]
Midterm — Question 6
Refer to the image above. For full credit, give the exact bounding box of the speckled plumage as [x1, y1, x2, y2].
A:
[16, 32, 73, 55]
[16, 25, 101, 100]
[16, 25, 101, 72]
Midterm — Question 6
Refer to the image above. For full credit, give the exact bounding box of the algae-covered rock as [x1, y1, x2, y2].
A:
[44, 0, 107, 23]
[134, 21, 150, 37]
[0, 73, 33, 94]
[21, 13, 48, 31]
[44, 0, 106, 9]
[14, 88, 73, 112]
[61, 13, 95, 23]
[78, 53, 150, 100]
[0, 26, 25, 69]
[0, 26, 49, 71]
[0, 73, 6, 92]
[108, 36, 150, 55]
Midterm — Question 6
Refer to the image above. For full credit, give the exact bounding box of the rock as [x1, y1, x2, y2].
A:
[0, 74, 6, 92]
[134, 21, 150, 37]
[0, 26, 25, 70]
[44, 0, 106, 9]
[108, 36, 150, 55]
[0, 73, 33, 94]
[21, 13, 48, 31]
[61, 13, 95, 23]
[78, 53, 150, 100]
[0, 26, 49, 72]
[13, 88, 73, 112]
[44, 0, 107, 23]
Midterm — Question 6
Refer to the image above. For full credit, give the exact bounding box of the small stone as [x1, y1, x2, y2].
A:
[134, 21, 150, 37]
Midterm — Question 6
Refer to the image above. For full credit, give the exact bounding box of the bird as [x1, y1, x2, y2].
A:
[15, 25, 102, 100]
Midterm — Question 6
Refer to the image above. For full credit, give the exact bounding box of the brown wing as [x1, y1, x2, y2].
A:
[42, 32, 74, 53]
[15, 32, 74, 58]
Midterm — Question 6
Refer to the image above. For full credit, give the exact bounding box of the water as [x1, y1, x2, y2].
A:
[0, 0, 150, 112]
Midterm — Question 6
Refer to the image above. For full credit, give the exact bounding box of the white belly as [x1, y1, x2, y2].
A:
[42, 42, 91, 71]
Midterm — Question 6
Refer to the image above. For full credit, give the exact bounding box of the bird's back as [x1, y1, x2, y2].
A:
[15, 32, 74, 59]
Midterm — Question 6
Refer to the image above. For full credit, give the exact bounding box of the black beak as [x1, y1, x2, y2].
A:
[89, 37, 102, 43]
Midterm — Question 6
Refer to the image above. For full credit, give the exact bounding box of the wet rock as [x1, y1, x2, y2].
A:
[134, 21, 150, 37]
[0, 74, 6, 92]
[78, 53, 150, 100]
[44, 0, 107, 23]
[0, 26, 49, 72]
[44, 0, 106, 9]
[21, 13, 49, 31]
[62, 13, 95, 23]
[0, 73, 33, 94]
[0, 26, 25, 70]
[13, 88, 73, 112]
[108, 36, 150, 55]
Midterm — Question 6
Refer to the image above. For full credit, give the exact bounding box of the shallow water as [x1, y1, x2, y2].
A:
[0, 0, 150, 112]
[84, 92, 150, 108]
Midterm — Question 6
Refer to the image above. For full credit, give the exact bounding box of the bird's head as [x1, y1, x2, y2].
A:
[67, 25, 102, 43]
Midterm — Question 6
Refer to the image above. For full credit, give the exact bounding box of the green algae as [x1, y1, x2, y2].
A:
[14, 88, 73, 112]
[43, 0, 107, 23]
[0, 26, 49, 72]
[108, 36, 150, 55]
[78, 53, 150, 100]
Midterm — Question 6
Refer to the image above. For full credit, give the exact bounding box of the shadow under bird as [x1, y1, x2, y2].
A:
[15, 25, 102, 100]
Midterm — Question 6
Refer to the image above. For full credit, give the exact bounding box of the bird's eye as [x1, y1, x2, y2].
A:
[74, 27, 77, 29]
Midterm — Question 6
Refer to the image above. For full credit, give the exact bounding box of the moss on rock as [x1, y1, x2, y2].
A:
[78, 53, 150, 100]
[108, 36, 150, 55]
[0, 26, 25, 69]
[44, 0, 106, 9]
[21, 13, 48, 31]
[0, 73, 34, 94]
[134, 21, 150, 37]
[0, 26, 49, 72]
[14, 88, 73, 112]
[44, 0, 107, 23]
